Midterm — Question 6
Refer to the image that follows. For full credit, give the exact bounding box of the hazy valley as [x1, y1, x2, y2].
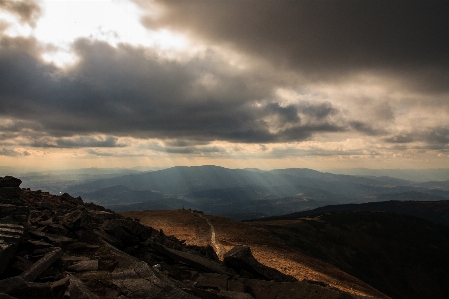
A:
[10, 166, 449, 220]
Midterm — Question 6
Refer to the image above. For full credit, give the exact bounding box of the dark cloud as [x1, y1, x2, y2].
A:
[349, 121, 385, 136]
[264, 103, 300, 124]
[385, 127, 449, 149]
[86, 149, 114, 157]
[384, 134, 415, 144]
[21, 136, 125, 148]
[269, 147, 374, 158]
[0, 148, 30, 157]
[140, 0, 449, 93]
[281, 123, 345, 142]
[164, 140, 210, 147]
[0, 37, 349, 145]
[298, 102, 338, 119]
[424, 127, 449, 145]
[0, 0, 42, 27]
[147, 142, 224, 155]
[55, 136, 125, 148]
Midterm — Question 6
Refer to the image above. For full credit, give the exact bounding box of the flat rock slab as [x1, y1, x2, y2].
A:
[28, 239, 53, 248]
[20, 247, 63, 282]
[94, 229, 123, 249]
[67, 260, 98, 272]
[66, 274, 100, 299]
[29, 230, 75, 244]
[218, 291, 255, 299]
[0, 276, 52, 298]
[195, 273, 229, 291]
[112, 264, 199, 299]
[0, 205, 29, 224]
[105, 242, 199, 299]
[152, 244, 230, 275]
[0, 224, 24, 276]
[0, 241, 18, 277]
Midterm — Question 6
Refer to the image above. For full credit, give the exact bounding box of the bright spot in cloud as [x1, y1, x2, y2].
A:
[30, 0, 187, 67]
[0, 9, 31, 37]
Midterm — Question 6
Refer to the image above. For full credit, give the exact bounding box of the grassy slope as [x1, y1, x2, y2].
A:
[121, 209, 388, 298]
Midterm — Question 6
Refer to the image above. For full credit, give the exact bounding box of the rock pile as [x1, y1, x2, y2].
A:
[0, 176, 378, 299]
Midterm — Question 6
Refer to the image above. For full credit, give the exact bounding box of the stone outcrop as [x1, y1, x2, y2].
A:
[20, 248, 64, 282]
[0, 177, 23, 201]
[0, 176, 380, 299]
[0, 224, 25, 277]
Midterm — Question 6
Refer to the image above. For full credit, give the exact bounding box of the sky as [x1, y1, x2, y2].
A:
[1, 0, 449, 171]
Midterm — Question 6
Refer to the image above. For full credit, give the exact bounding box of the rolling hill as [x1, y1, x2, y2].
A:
[64, 166, 449, 219]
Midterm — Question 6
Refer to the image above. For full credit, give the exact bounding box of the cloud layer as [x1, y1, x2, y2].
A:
[1, 0, 449, 168]
[142, 1, 449, 91]
[0, 37, 350, 145]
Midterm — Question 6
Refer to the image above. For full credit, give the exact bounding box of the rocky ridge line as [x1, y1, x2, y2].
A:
[0, 176, 382, 299]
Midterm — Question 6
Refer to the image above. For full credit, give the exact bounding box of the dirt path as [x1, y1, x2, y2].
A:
[198, 213, 225, 259]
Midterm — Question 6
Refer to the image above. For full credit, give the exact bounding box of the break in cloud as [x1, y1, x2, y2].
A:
[1, 0, 449, 168]
[0, 0, 41, 27]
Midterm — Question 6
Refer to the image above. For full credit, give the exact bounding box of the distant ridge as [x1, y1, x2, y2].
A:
[262, 198, 449, 226]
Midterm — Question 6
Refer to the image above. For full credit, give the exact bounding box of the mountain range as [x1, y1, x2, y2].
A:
[50, 166, 449, 219]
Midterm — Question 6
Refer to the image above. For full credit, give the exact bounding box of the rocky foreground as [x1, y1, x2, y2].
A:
[0, 176, 380, 299]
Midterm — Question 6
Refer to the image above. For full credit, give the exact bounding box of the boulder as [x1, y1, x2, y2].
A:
[0, 177, 21, 188]
[0, 241, 18, 278]
[107, 245, 199, 299]
[62, 210, 91, 230]
[0, 205, 29, 225]
[195, 273, 229, 291]
[101, 218, 152, 247]
[151, 244, 230, 275]
[0, 177, 23, 201]
[0, 276, 52, 299]
[29, 230, 75, 245]
[66, 274, 100, 299]
[60, 193, 83, 205]
[50, 276, 70, 299]
[61, 256, 90, 270]
[217, 291, 255, 299]
[28, 239, 53, 249]
[94, 229, 123, 248]
[0, 189, 21, 201]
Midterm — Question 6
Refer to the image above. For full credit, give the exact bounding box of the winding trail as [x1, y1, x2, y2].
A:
[197, 213, 225, 260]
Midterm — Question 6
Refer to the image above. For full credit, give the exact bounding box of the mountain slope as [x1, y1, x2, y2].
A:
[267, 198, 449, 227]
[250, 212, 449, 299]
[1, 176, 376, 299]
[122, 209, 388, 298]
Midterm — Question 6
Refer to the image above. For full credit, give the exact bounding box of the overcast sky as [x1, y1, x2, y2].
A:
[1, 0, 449, 171]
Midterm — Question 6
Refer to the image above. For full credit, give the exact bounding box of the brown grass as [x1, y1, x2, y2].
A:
[121, 209, 389, 298]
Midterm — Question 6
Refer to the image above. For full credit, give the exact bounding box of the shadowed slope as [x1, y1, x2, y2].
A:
[122, 209, 388, 298]
[251, 212, 449, 299]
